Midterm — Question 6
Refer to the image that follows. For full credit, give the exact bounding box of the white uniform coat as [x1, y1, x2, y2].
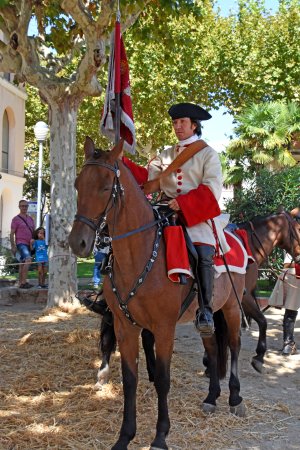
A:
[148, 139, 230, 253]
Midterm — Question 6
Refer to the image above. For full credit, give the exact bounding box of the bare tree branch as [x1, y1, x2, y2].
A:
[0, 4, 18, 32]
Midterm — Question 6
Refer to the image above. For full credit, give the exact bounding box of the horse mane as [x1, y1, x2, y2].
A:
[238, 211, 282, 227]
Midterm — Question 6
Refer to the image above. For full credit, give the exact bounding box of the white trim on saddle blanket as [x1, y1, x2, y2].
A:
[213, 230, 254, 278]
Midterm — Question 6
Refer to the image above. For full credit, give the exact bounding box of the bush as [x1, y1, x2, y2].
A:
[0, 244, 19, 276]
[225, 166, 300, 222]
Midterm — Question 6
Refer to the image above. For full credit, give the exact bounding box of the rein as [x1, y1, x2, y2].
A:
[74, 157, 170, 325]
[247, 211, 300, 276]
[75, 159, 123, 234]
[75, 158, 173, 241]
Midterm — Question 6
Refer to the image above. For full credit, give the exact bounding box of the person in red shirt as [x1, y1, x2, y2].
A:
[10, 199, 35, 289]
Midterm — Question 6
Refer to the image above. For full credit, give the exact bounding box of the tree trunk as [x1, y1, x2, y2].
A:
[46, 100, 80, 308]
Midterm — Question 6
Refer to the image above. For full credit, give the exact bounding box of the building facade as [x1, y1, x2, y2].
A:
[0, 31, 27, 246]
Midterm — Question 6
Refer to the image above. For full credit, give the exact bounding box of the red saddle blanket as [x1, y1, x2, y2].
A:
[214, 229, 255, 277]
[164, 226, 254, 283]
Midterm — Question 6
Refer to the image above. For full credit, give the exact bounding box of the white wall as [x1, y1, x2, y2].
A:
[0, 71, 27, 246]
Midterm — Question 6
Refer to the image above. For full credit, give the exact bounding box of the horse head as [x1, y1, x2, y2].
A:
[289, 207, 300, 259]
[69, 137, 124, 257]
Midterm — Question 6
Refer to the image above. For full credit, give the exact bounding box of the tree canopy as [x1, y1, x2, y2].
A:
[224, 101, 300, 187]
[1, 0, 300, 306]
[225, 165, 300, 222]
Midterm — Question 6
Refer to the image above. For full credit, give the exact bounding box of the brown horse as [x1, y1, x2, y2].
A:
[238, 211, 300, 372]
[69, 137, 246, 450]
[80, 210, 300, 383]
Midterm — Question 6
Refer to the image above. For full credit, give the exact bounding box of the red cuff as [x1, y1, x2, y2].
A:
[177, 184, 221, 226]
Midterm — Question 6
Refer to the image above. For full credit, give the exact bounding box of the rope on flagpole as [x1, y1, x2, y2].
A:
[116, 0, 121, 21]
[114, 2, 121, 145]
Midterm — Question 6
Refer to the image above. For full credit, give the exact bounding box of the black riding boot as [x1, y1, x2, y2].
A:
[282, 309, 298, 356]
[194, 245, 215, 337]
[80, 290, 108, 316]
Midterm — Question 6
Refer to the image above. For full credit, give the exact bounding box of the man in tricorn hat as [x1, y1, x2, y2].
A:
[122, 102, 229, 336]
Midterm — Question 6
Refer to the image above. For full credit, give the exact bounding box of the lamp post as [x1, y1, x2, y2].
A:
[33, 121, 49, 227]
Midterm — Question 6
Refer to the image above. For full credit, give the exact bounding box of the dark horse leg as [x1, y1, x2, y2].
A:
[243, 263, 267, 373]
[201, 332, 221, 413]
[202, 310, 245, 416]
[221, 307, 245, 416]
[150, 328, 175, 450]
[96, 310, 116, 387]
[201, 310, 228, 413]
[87, 299, 155, 386]
[204, 264, 267, 375]
[242, 290, 267, 373]
[112, 324, 140, 450]
[141, 329, 156, 382]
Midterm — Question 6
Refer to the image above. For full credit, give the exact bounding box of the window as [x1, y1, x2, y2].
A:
[2, 110, 9, 172]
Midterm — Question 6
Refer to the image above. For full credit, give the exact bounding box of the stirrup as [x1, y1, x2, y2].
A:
[194, 308, 215, 337]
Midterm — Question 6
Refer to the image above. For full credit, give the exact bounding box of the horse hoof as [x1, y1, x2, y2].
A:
[282, 342, 297, 356]
[230, 400, 246, 417]
[94, 381, 106, 390]
[202, 402, 216, 414]
[251, 357, 264, 373]
[97, 366, 109, 385]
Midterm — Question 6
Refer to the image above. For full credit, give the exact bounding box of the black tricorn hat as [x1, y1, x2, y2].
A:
[168, 103, 212, 121]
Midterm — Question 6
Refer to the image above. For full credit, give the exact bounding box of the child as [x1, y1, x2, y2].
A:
[92, 244, 110, 289]
[30, 227, 48, 289]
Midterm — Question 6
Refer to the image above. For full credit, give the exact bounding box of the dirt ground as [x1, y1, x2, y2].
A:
[174, 309, 300, 450]
[0, 299, 299, 450]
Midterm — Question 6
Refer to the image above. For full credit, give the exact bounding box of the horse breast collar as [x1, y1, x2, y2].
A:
[75, 156, 166, 326]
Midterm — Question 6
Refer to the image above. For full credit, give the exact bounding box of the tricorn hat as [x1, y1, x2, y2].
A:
[168, 103, 212, 121]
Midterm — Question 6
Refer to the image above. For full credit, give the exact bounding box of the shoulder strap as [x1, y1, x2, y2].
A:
[143, 140, 207, 195]
[18, 215, 34, 235]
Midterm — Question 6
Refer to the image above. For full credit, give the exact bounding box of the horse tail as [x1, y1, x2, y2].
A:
[214, 310, 228, 380]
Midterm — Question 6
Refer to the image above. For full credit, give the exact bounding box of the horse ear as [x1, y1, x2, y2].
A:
[110, 139, 124, 161]
[84, 136, 95, 160]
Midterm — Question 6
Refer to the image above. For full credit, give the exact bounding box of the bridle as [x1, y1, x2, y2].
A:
[73, 156, 168, 326]
[74, 157, 173, 242]
[247, 211, 300, 272]
[74, 159, 124, 235]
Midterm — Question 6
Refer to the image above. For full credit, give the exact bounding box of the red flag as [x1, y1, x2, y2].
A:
[100, 20, 136, 154]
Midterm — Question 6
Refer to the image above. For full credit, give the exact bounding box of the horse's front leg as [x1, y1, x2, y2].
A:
[112, 323, 140, 450]
[242, 291, 267, 373]
[141, 328, 156, 382]
[150, 328, 174, 450]
[96, 310, 116, 388]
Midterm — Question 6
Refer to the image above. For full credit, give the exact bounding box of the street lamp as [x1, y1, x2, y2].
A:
[34, 121, 49, 227]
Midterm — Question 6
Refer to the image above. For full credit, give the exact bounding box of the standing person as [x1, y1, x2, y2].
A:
[122, 102, 229, 336]
[10, 199, 35, 289]
[30, 227, 48, 289]
[92, 245, 109, 289]
[269, 253, 300, 355]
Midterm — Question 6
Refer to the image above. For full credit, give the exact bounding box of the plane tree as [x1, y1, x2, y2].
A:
[0, 0, 208, 307]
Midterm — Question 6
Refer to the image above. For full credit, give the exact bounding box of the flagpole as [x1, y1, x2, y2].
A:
[114, 6, 121, 144]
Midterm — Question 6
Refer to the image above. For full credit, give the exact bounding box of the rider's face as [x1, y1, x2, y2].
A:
[172, 117, 196, 141]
